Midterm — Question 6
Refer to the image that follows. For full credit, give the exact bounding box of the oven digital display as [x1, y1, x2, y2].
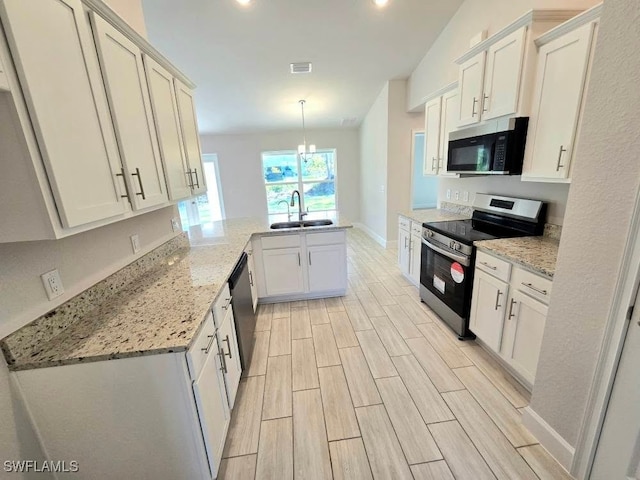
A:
[490, 199, 515, 210]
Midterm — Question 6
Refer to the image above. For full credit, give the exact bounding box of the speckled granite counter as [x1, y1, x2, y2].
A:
[398, 208, 470, 225]
[1, 217, 352, 371]
[474, 236, 559, 279]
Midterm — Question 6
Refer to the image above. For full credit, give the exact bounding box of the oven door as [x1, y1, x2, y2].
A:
[420, 238, 473, 318]
[447, 132, 496, 173]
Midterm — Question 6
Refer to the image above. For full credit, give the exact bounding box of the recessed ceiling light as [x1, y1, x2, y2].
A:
[290, 62, 312, 74]
[373, 0, 389, 6]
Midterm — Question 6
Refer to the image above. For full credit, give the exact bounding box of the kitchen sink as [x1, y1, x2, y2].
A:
[270, 219, 334, 229]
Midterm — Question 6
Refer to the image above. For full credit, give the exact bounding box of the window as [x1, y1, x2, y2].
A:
[262, 150, 337, 221]
[178, 154, 225, 236]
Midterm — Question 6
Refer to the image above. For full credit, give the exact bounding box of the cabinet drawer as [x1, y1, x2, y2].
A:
[212, 283, 232, 328]
[411, 222, 422, 236]
[476, 250, 511, 282]
[261, 234, 301, 250]
[512, 267, 553, 305]
[306, 230, 345, 246]
[187, 311, 216, 380]
[398, 216, 411, 231]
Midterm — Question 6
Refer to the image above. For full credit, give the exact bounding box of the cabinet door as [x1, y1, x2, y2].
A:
[398, 229, 411, 276]
[308, 244, 347, 292]
[90, 14, 167, 210]
[469, 270, 508, 352]
[501, 290, 548, 385]
[0, 50, 8, 91]
[0, 0, 128, 227]
[262, 247, 305, 296]
[523, 23, 595, 181]
[457, 51, 485, 127]
[174, 80, 207, 196]
[438, 89, 459, 176]
[482, 27, 527, 120]
[409, 234, 421, 285]
[218, 308, 242, 409]
[423, 97, 441, 175]
[247, 250, 259, 312]
[192, 334, 230, 479]
[143, 55, 193, 201]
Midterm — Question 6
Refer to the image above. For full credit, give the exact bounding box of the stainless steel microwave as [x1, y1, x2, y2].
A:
[447, 117, 529, 175]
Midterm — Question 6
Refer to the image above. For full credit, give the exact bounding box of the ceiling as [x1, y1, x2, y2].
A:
[141, 0, 463, 134]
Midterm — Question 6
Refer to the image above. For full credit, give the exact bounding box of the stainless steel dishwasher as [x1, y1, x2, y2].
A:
[228, 253, 256, 370]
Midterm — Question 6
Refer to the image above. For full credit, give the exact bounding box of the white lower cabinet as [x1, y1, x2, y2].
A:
[308, 244, 347, 292]
[262, 247, 305, 296]
[398, 216, 422, 286]
[409, 233, 421, 285]
[398, 226, 411, 276]
[217, 305, 242, 408]
[246, 248, 259, 312]
[470, 250, 552, 387]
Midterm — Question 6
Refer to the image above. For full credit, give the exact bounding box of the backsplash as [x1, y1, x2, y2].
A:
[440, 201, 473, 216]
[0, 233, 189, 366]
[544, 223, 562, 240]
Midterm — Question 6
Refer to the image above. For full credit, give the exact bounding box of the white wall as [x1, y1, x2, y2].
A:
[200, 129, 360, 222]
[359, 83, 390, 241]
[529, 0, 640, 450]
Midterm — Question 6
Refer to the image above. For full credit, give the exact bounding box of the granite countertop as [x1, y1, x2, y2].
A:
[398, 208, 470, 225]
[474, 236, 559, 279]
[2, 217, 352, 371]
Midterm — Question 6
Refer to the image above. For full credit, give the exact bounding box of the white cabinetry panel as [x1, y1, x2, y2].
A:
[175, 80, 207, 196]
[308, 244, 347, 292]
[423, 97, 441, 175]
[263, 247, 305, 296]
[457, 52, 485, 127]
[469, 270, 508, 352]
[218, 309, 242, 408]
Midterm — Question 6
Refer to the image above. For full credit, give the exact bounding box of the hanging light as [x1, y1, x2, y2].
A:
[297, 100, 316, 163]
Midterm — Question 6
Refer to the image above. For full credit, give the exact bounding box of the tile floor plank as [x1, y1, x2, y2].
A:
[312, 324, 341, 367]
[395, 297, 434, 325]
[245, 330, 269, 377]
[376, 275, 407, 296]
[355, 330, 398, 379]
[454, 366, 536, 447]
[392, 355, 455, 424]
[329, 311, 359, 348]
[356, 405, 414, 480]
[292, 338, 319, 391]
[263, 355, 292, 420]
[518, 445, 573, 480]
[406, 337, 464, 392]
[383, 304, 423, 339]
[318, 366, 360, 441]
[325, 296, 345, 312]
[291, 307, 312, 340]
[339, 346, 382, 407]
[376, 376, 442, 464]
[418, 323, 473, 369]
[410, 461, 455, 480]
[269, 317, 291, 356]
[290, 300, 308, 308]
[370, 316, 411, 356]
[442, 390, 537, 480]
[367, 282, 398, 306]
[329, 438, 374, 480]
[273, 302, 291, 319]
[255, 304, 273, 332]
[223, 376, 265, 457]
[218, 454, 257, 480]
[293, 389, 333, 480]
[355, 289, 386, 318]
[460, 344, 530, 409]
[309, 303, 330, 325]
[343, 300, 374, 331]
[428, 421, 496, 480]
[255, 417, 293, 480]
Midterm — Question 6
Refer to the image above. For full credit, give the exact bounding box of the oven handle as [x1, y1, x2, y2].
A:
[422, 239, 471, 267]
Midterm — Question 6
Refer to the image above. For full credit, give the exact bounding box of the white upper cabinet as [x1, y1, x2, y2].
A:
[175, 80, 207, 196]
[438, 89, 460, 175]
[0, 0, 128, 228]
[143, 55, 193, 201]
[91, 14, 168, 210]
[457, 51, 485, 127]
[482, 27, 527, 120]
[0, 49, 9, 91]
[423, 97, 441, 175]
[522, 18, 598, 182]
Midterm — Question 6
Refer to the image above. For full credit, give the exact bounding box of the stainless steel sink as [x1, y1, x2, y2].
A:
[269, 219, 334, 229]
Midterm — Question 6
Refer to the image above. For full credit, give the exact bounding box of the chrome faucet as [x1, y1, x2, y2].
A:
[277, 200, 292, 220]
[290, 190, 307, 221]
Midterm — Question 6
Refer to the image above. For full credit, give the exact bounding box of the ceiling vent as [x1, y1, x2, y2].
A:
[290, 62, 312, 74]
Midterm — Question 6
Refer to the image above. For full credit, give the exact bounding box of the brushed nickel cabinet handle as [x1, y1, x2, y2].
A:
[472, 97, 478, 116]
[556, 145, 567, 171]
[223, 335, 232, 358]
[494, 290, 502, 310]
[249, 271, 253, 286]
[308, 251, 312, 265]
[432, 157, 438, 171]
[116, 168, 131, 200]
[201, 334, 215, 354]
[482, 94, 489, 112]
[186, 170, 194, 188]
[508, 298, 517, 319]
[222, 297, 232, 310]
[131, 167, 146, 199]
[218, 347, 227, 374]
[298, 252, 301, 266]
[521, 282, 548, 296]
[193, 168, 200, 189]
[480, 261, 497, 271]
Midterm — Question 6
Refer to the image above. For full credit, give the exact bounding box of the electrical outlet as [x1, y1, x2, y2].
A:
[171, 218, 181, 232]
[41, 269, 64, 301]
[463, 191, 470, 202]
[455, 191, 460, 201]
[446, 189, 451, 200]
[380, 185, 385, 193]
[130, 234, 140, 254]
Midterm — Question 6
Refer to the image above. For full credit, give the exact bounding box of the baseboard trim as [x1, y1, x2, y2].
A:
[353, 223, 387, 248]
[258, 289, 346, 304]
[522, 406, 575, 472]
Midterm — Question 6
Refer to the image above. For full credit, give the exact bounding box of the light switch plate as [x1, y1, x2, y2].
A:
[446, 189, 451, 200]
[130, 234, 140, 254]
[41, 269, 64, 301]
[463, 191, 470, 202]
[455, 191, 460, 201]
[171, 218, 181, 232]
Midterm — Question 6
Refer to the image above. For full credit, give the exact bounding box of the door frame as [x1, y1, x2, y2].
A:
[572, 187, 640, 478]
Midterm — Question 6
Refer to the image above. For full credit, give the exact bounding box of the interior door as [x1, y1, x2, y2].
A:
[469, 270, 508, 352]
[423, 97, 441, 175]
[457, 51, 486, 127]
[591, 292, 640, 479]
[438, 89, 459, 176]
[90, 13, 168, 210]
[308, 244, 347, 292]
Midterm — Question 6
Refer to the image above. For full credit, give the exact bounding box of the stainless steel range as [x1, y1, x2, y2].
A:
[420, 194, 547, 339]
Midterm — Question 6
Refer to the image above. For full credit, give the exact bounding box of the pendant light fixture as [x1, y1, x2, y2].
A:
[297, 99, 316, 163]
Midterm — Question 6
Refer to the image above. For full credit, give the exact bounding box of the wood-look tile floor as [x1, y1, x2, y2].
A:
[219, 228, 573, 480]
